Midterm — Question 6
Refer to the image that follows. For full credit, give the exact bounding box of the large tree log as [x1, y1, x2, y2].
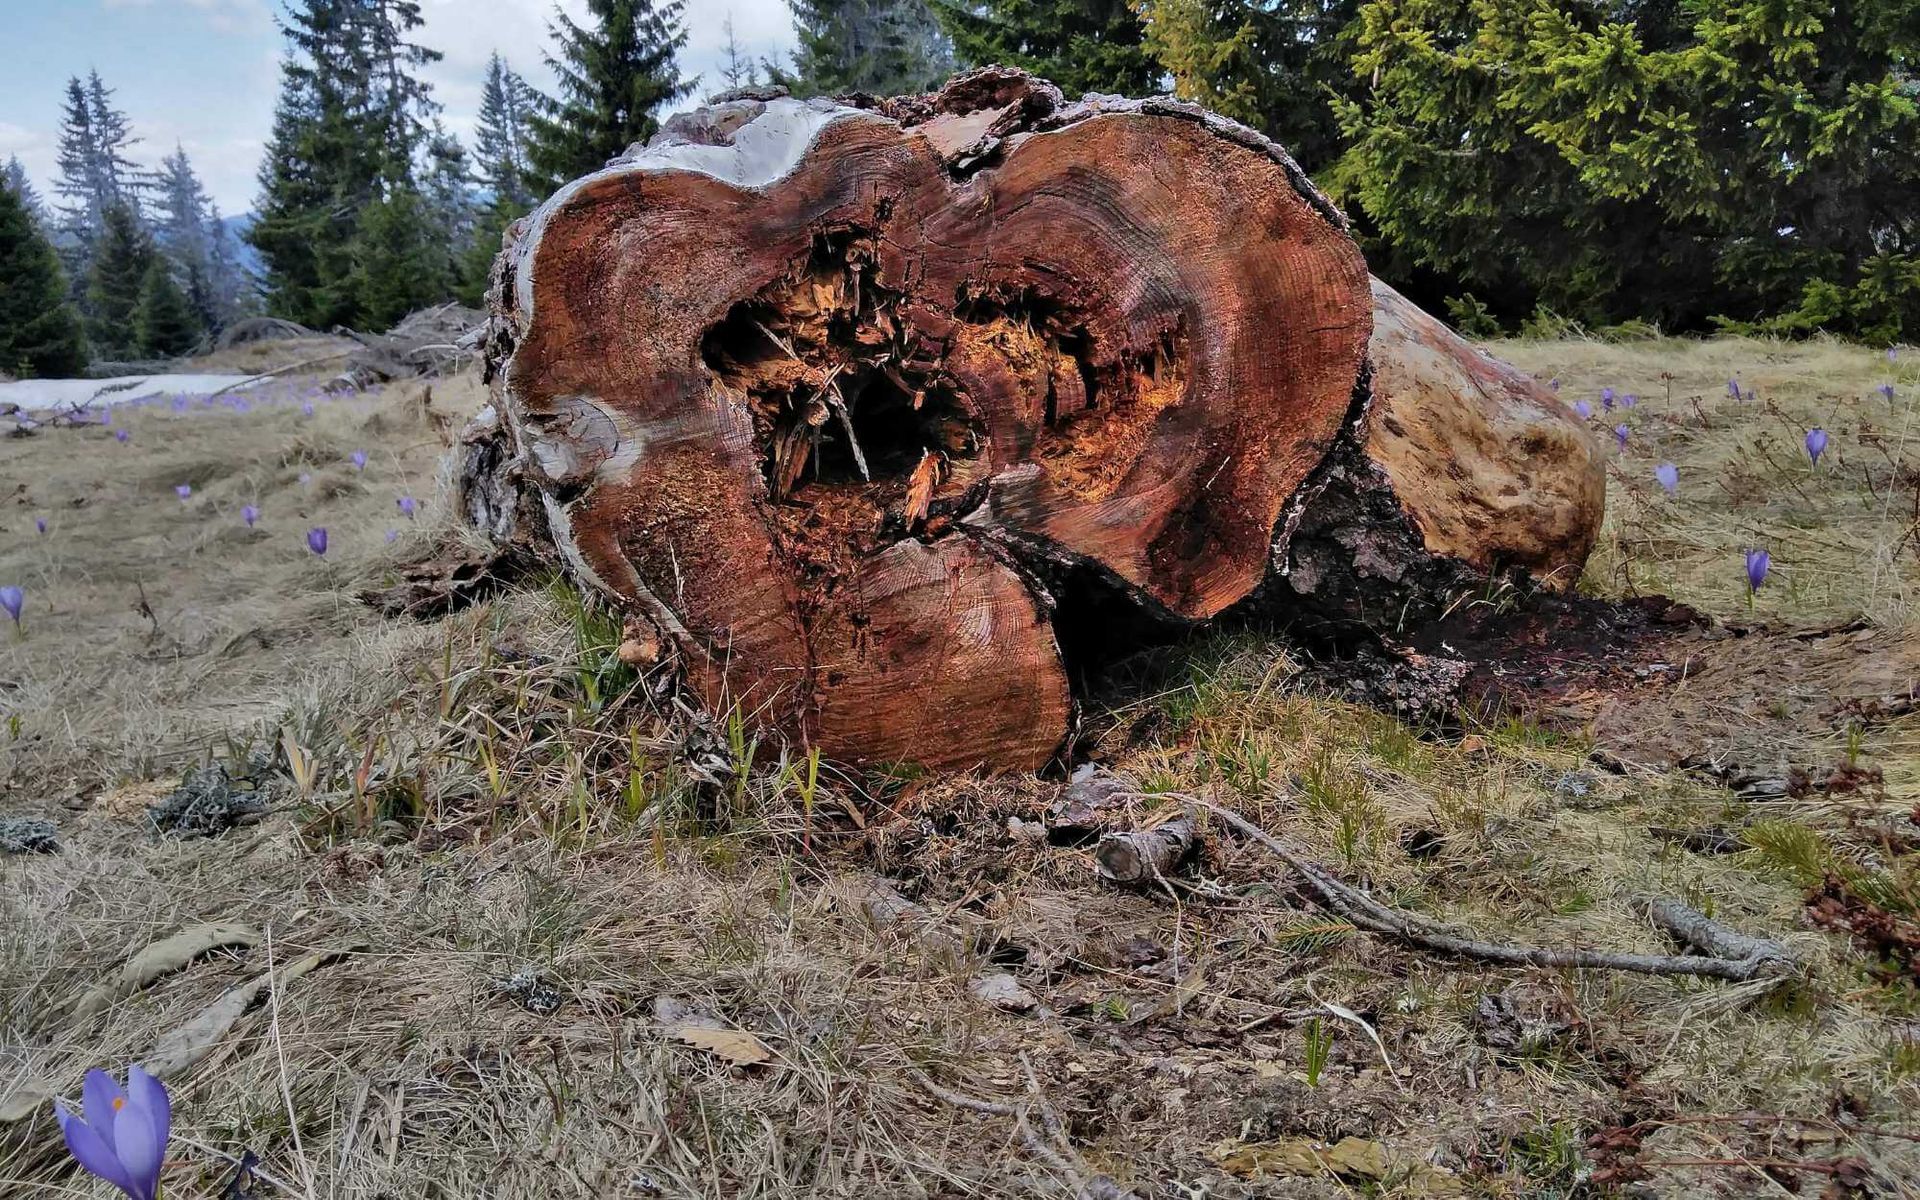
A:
[1262, 278, 1606, 635]
[466, 69, 1603, 772]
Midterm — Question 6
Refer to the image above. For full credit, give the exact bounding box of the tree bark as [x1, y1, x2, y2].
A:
[1095, 817, 1196, 884]
[1263, 278, 1606, 635]
[463, 68, 1604, 772]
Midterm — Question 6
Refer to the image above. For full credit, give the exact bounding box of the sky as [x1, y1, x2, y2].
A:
[0, 0, 797, 215]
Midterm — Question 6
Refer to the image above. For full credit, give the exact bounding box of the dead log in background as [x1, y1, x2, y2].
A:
[463, 68, 1604, 772]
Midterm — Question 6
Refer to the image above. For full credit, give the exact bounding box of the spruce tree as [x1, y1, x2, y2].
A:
[422, 126, 477, 295]
[1135, 0, 1361, 173]
[135, 258, 203, 357]
[85, 203, 155, 361]
[787, 0, 954, 96]
[3, 157, 44, 227]
[476, 53, 538, 211]
[526, 0, 694, 194]
[0, 181, 88, 378]
[462, 53, 543, 304]
[717, 16, 760, 93]
[54, 71, 148, 269]
[1336, 0, 1920, 338]
[252, 0, 448, 328]
[349, 182, 450, 329]
[155, 146, 240, 332]
[930, 0, 1159, 96]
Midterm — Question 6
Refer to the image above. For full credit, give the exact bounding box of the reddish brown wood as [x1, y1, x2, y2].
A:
[483, 71, 1372, 770]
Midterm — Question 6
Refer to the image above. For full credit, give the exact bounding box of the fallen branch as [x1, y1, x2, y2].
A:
[207, 351, 355, 398]
[1191, 795, 1796, 982]
[1094, 816, 1194, 883]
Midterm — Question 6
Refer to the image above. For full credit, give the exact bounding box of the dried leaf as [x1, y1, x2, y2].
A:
[144, 944, 361, 1078]
[70, 921, 260, 1020]
[0, 1081, 53, 1125]
[668, 1022, 773, 1066]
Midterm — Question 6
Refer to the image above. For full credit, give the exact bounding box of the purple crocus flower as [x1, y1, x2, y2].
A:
[1573, 400, 1593, 420]
[0, 586, 22, 625]
[1614, 423, 1630, 450]
[115, 429, 129, 444]
[1549, 377, 1560, 391]
[1621, 393, 1637, 408]
[1880, 384, 1896, 404]
[397, 495, 417, 519]
[242, 505, 260, 528]
[1745, 548, 1770, 594]
[301, 401, 315, 417]
[1727, 378, 1740, 399]
[307, 527, 328, 557]
[385, 529, 399, 544]
[1601, 387, 1616, 410]
[174, 485, 191, 501]
[1805, 427, 1828, 467]
[1654, 463, 1678, 495]
[350, 450, 367, 471]
[35, 517, 48, 535]
[53, 1064, 170, 1200]
[298, 472, 312, 486]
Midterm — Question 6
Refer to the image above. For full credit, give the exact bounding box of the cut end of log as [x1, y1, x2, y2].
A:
[482, 69, 1372, 771]
[463, 68, 1605, 772]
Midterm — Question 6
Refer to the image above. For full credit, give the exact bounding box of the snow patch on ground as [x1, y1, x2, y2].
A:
[0, 374, 273, 412]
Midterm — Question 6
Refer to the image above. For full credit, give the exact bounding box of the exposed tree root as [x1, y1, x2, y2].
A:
[1190, 795, 1797, 982]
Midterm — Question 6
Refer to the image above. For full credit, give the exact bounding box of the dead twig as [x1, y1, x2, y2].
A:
[208, 350, 354, 398]
[1190, 795, 1796, 982]
[909, 1068, 1139, 1199]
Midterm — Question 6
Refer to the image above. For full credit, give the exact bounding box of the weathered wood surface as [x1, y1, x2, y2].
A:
[1268, 278, 1605, 634]
[465, 68, 1604, 772]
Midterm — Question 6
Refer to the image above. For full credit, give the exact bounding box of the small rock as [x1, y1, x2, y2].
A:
[1006, 815, 1048, 844]
[1048, 764, 1133, 832]
[969, 972, 1039, 1012]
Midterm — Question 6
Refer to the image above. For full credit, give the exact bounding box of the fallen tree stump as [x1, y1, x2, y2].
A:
[463, 68, 1604, 771]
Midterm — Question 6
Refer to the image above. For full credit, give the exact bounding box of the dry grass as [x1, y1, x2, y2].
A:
[1490, 334, 1918, 628]
[2, 338, 1919, 1199]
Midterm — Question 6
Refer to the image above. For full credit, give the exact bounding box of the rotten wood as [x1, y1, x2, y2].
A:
[1267, 278, 1606, 635]
[463, 68, 1606, 772]
[477, 68, 1368, 771]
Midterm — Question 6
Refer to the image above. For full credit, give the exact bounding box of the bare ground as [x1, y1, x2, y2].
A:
[1, 334, 1918, 1199]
